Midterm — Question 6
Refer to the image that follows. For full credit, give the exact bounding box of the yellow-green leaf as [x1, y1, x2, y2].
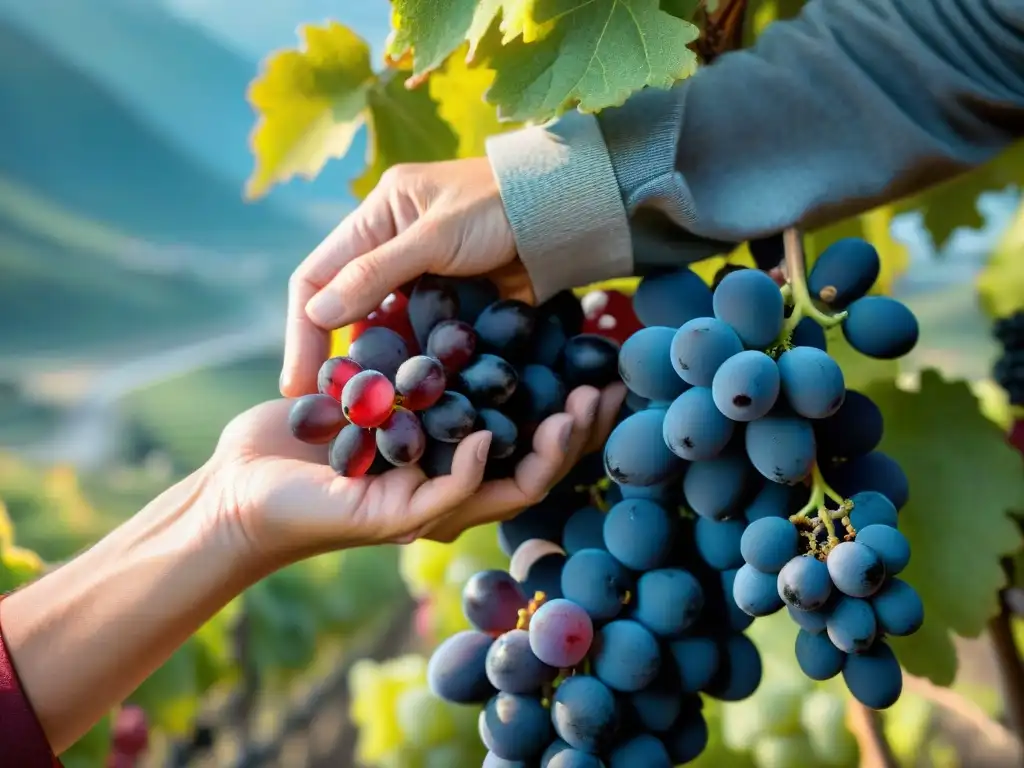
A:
[351, 72, 459, 199]
[392, 0, 481, 76]
[246, 22, 375, 200]
[430, 50, 518, 158]
[977, 197, 1024, 319]
[863, 371, 1024, 683]
[129, 641, 200, 736]
[486, 0, 700, 121]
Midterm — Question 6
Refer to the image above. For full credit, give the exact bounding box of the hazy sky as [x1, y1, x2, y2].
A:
[160, 0, 391, 59]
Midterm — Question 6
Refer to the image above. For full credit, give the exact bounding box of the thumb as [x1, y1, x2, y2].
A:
[305, 217, 452, 329]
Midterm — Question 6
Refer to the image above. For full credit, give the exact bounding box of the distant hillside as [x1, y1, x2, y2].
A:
[0, 0, 362, 220]
[0, 19, 320, 253]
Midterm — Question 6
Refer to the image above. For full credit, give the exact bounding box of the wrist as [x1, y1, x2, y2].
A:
[0, 466, 263, 753]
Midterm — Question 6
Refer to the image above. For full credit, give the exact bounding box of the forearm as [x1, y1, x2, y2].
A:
[489, 0, 1024, 297]
[0, 467, 263, 753]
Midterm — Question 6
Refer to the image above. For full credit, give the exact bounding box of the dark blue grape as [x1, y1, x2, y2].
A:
[604, 409, 685, 487]
[828, 541, 886, 598]
[459, 354, 519, 408]
[478, 408, 519, 460]
[539, 289, 586, 336]
[419, 438, 458, 478]
[603, 499, 675, 570]
[663, 387, 735, 461]
[608, 734, 672, 768]
[713, 269, 784, 349]
[825, 451, 909, 510]
[485, 629, 558, 694]
[427, 630, 496, 704]
[842, 640, 902, 709]
[743, 482, 796, 523]
[546, 748, 605, 767]
[455, 277, 500, 324]
[704, 634, 762, 701]
[663, 709, 709, 764]
[670, 317, 744, 387]
[531, 316, 569, 370]
[842, 296, 919, 359]
[561, 549, 633, 621]
[550, 675, 619, 753]
[740, 516, 799, 573]
[421, 391, 477, 442]
[745, 413, 816, 485]
[848, 491, 898, 530]
[521, 553, 567, 601]
[815, 390, 883, 461]
[808, 238, 881, 309]
[791, 317, 827, 350]
[593, 620, 661, 692]
[732, 563, 785, 616]
[623, 672, 683, 732]
[856, 525, 910, 575]
[560, 334, 620, 390]
[788, 605, 828, 634]
[475, 300, 537, 362]
[777, 346, 846, 419]
[463, 570, 528, 634]
[683, 452, 752, 520]
[668, 637, 720, 693]
[633, 568, 704, 636]
[711, 350, 780, 421]
[826, 597, 877, 653]
[633, 269, 714, 329]
[795, 628, 845, 680]
[695, 517, 745, 571]
[479, 693, 552, 761]
[348, 326, 410, 382]
[870, 578, 924, 636]
[498, 495, 574, 554]
[506, 365, 567, 432]
[777, 555, 833, 610]
[618, 326, 689, 401]
[561, 507, 606, 555]
[408, 275, 460, 350]
[719, 569, 756, 631]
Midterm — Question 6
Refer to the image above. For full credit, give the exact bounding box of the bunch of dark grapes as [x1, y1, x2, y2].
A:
[993, 311, 1024, 406]
[287, 276, 622, 478]
[108, 705, 149, 768]
[425, 236, 924, 768]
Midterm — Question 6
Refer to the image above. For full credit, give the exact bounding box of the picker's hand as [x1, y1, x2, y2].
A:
[281, 158, 524, 398]
[206, 385, 623, 564]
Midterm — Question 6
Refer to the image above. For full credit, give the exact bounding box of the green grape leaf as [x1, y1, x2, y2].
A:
[245, 22, 375, 200]
[977, 198, 1024, 319]
[247, 567, 321, 672]
[863, 371, 1024, 683]
[882, 688, 934, 765]
[429, 50, 519, 157]
[128, 641, 199, 736]
[896, 141, 1024, 250]
[485, 0, 700, 121]
[392, 0, 481, 76]
[193, 599, 242, 694]
[60, 714, 112, 768]
[351, 72, 459, 199]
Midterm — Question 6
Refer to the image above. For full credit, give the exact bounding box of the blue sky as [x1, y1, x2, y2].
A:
[160, 0, 392, 60]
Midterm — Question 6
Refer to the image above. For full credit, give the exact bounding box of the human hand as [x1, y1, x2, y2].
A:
[280, 157, 524, 398]
[205, 383, 624, 568]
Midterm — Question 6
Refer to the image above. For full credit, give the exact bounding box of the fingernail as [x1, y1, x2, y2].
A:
[477, 433, 493, 462]
[559, 419, 574, 452]
[306, 292, 343, 327]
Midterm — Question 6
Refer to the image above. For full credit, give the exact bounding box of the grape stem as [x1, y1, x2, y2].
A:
[847, 701, 899, 768]
[789, 464, 852, 551]
[778, 228, 848, 337]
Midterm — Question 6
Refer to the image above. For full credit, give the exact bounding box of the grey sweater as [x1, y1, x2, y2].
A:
[486, 0, 1024, 302]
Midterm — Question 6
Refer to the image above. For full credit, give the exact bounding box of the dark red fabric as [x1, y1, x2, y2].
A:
[0, 596, 62, 767]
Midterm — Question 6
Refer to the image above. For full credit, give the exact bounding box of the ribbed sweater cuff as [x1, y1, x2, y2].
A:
[486, 112, 632, 302]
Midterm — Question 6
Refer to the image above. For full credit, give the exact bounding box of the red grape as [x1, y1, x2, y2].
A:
[351, 292, 418, 352]
[396, 355, 447, 411]
[288, 394, 347, 444]
[426, 320, 477, 373]
[113, 704, 149, 756]
[581, 289, 643, 345]
[317, 356, 363, 401]
[376, 407, 427, 466]
[342, 370, 396, 428]
[329, 424, 378, 477]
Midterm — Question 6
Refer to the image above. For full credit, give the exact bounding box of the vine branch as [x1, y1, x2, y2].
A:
[847, 700, 899, 768]
[989, 575, 1024, 742]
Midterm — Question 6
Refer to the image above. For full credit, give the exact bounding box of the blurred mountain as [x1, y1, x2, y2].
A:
[0, 0, 362, 227]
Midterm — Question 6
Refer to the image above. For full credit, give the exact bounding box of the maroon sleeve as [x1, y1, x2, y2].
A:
[0, 596, 63, 767]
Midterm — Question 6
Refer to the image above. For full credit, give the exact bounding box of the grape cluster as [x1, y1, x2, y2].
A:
[108, 705, 149, 768]
[287, 277, 621, 478]
[993, 311, 1024, 405]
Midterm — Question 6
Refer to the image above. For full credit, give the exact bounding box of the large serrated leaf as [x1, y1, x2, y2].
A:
[392, 0, 482, 76]
[863, 371, 1024, 684]
[977, 197, 1024, 319]
[486, 0, 700, 121]
[245, 22, 374, 200]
